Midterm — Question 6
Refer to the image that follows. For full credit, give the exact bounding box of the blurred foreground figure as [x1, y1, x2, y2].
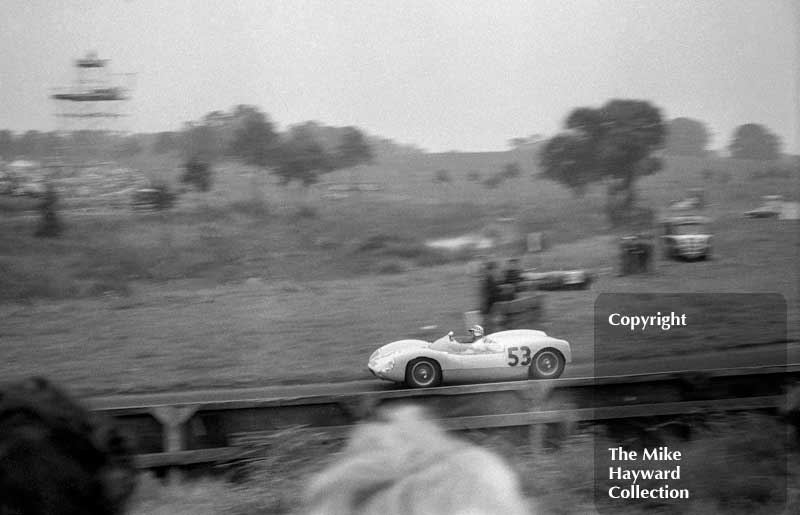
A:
[305, 406, 532, 515]
[0, 377, 136, 515]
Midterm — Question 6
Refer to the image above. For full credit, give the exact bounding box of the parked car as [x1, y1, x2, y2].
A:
[744, 195, 783, 218]
[660, 215, 712, 260]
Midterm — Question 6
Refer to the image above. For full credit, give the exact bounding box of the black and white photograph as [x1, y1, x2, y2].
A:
[0, 1, 798, 513]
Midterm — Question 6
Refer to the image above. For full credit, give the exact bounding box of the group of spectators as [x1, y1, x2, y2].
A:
[479, 258, 524, 316]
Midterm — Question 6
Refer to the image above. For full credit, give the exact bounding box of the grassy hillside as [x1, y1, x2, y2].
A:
[0, 150, 797, 394]
[1, 151, 796, 302]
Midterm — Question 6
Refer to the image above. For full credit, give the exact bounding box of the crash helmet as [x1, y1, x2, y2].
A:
[469, 325, 484, 338]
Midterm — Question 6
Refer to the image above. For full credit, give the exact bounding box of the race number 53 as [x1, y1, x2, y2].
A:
[507, 346, 532, 366]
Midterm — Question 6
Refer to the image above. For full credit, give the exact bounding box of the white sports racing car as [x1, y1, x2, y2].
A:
[368, 329, 572, 388]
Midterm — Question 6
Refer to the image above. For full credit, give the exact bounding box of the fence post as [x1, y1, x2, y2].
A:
[151, 405, 199, 482]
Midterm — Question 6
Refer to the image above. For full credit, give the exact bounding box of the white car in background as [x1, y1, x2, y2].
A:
[660, 215, 712, 260]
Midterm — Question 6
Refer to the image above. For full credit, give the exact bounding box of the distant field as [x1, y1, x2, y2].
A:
[3, 152, 794, 298]
[0, 153, 797, 394]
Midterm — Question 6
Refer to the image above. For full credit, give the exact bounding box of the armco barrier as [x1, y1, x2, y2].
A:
[85, 364, 799, 471]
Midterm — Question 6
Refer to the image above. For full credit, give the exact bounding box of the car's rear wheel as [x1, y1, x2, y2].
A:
[405, 358, 442, 388]
[529, 348, 565, 379]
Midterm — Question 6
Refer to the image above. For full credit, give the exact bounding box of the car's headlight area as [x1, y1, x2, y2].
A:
[369, 356, 396, 375]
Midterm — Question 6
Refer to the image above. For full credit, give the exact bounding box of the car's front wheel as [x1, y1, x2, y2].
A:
[529, 348, 565, 379]
[405, 358, 442, 388]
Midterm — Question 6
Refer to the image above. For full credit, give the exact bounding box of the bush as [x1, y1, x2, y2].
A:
[150, 181, 177, 210]
[680, 414, 789, 513]
[501, 163, 522, 180]
[434, 169, 451, 183]
[131, 413, 798, 515]
[181, 156, 213, 192]
[482, 174, 504, 189]
[292, 205, 318, 220]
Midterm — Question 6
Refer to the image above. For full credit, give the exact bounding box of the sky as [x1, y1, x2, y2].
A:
[1, 0, 797, 153]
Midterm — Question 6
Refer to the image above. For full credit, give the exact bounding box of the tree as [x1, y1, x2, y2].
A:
[539, 99, 665, 216]
[273, 126, 331, 187]
[334, 126, 373, 169]
[228, 106, 279, 168]
[182, 122, 218, 163]
[0, 130, 15, 160]
[728, 123, 781, 160]
[664, 117, 709, 156]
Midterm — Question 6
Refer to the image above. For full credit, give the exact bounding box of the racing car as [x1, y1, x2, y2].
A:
[368, 329, 571, 388]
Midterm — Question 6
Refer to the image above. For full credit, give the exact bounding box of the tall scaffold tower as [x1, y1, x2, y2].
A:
[50, 51, 135, 164]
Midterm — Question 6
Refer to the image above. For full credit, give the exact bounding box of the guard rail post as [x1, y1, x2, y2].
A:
[151, 405, 199, 482]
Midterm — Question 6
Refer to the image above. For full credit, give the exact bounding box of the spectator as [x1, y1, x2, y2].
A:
[0, 377, 136, 515]
[480, 261, 500, 316]
[34, 183, 62, 238]
[638, 233, 654, 273]
[304, 406, 531, 515]
[503, 258, 524, 291]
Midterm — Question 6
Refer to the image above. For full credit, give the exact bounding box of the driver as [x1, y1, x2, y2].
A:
[430, 325, 488, 353]
[467, 325, 484, 343]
